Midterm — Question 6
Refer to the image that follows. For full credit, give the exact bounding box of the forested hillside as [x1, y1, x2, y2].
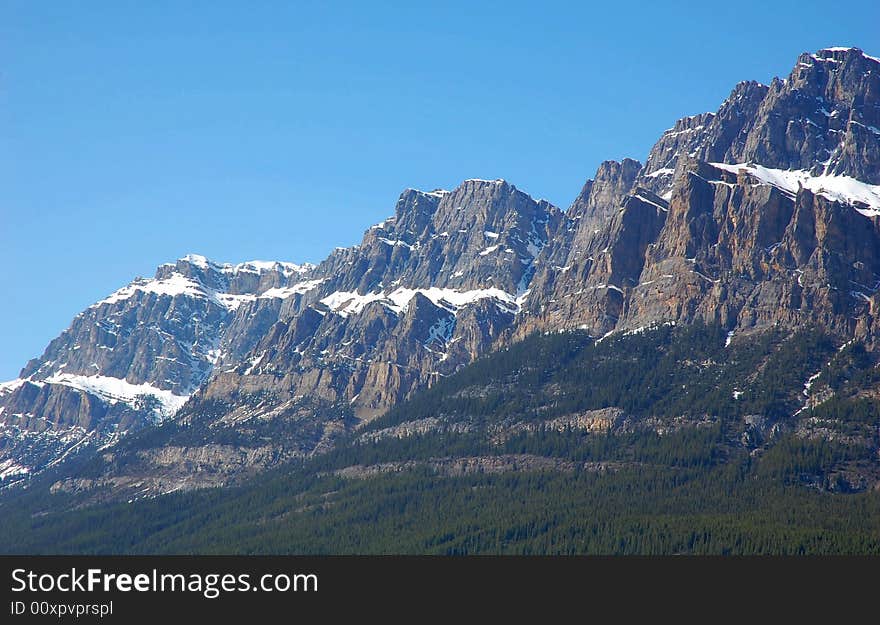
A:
[3, 324, 879, 554]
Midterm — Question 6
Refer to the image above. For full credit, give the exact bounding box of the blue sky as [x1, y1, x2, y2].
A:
[2, 0, 879, 380]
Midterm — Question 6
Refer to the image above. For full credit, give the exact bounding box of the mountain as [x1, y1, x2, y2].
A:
[2, 47, 880, 512]
[0, 255, 314, 481]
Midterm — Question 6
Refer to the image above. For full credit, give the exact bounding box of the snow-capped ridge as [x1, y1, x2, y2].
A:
[812, 46, 880, 64]
[259, 279, 327, 300]
[405, 188, 450, 198]
[234, 259, 313, 277]
[0, 379, 27, 397]
[176, 253, 312, 277]
[94, 273, 208, 308]
[95, 255, 319, 311]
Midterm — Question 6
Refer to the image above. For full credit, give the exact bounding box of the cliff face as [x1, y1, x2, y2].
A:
[518, 188, 669, 337]
[520, 46, 880, 340]
[621, 163, 880, 337]
[3, 47, 880, 495]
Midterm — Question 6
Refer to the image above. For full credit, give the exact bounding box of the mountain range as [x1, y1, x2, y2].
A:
[2, 47, 880, 545]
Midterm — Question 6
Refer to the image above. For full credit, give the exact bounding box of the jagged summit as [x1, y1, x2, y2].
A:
[168, 253, 313, 277]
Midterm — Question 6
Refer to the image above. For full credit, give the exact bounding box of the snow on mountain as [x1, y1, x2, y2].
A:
[710, 163, 880, 216]
[233, 260, 313, 277]
[0, 459, 30, 480]
[176, 254, 313, 277]
[43, 373, 189, 416]
[812, 46, 880, 64]
[95, 273, 210, 307]
[95, 255, 316, 311]
[0, 379, 27, 397]
[320, 287, 520, 318]
[258, 279, 327, 300]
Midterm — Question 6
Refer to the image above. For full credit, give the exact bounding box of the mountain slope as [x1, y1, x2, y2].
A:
[3, 324, 879, 554]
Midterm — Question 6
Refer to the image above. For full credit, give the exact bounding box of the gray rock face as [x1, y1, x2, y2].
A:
[520, 190, 669, 336]
[569, 159, 642, 237]
[521, 47, 880, 340]
[621, 163, 880, 337]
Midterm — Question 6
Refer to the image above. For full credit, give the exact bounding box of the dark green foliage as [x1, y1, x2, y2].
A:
[3, 456, 880, 555]
[755, 436, 868, 481]
[816, 341, 880, 393]
[810, 396, 880, 429]
[1, 323, 878, 555]
[369, 322, 837, 435]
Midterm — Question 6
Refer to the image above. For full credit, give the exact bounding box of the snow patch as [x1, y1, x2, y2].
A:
[214, 293, 256, 311]
[633, 190, 669, 212]
[0, 379, 26, 396]
[378, 238, 415, 250]
[259, 278, 327, 299]
[710, 163, 880, 216]
[804, 371, 822, 396]
[96, 274, 207, 307]
[815, 47, 880, 64]
[43, 373, 189, 416]
[0, 459, 30, 480]
[320, 287, 520, 318]
[426, 315, 456, 345]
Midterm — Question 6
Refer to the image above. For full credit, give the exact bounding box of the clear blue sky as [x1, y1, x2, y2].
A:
[2, 1, 878, 380]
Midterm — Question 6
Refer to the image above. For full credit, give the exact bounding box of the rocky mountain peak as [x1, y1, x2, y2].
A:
[808, 46, 880, 65]
[642, 46, 880, 198]
[431, 179, 534, 232]
[314, 178, 562, 297]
